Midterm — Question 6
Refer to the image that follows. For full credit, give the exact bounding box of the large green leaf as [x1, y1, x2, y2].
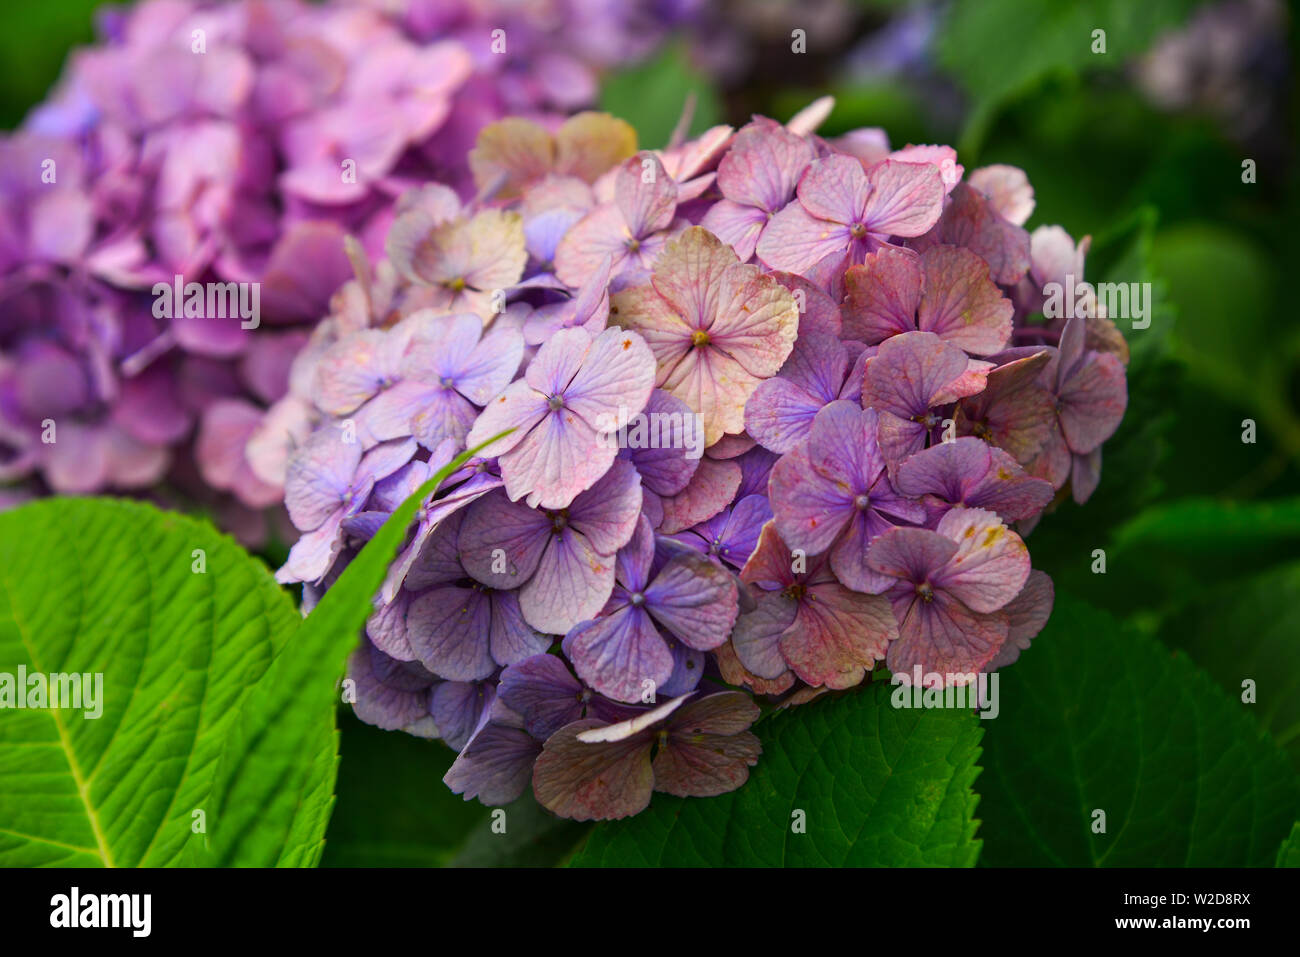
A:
[978, 594, 1298, 866]
[572, 681, 983, 867]
[0, 498, 299, 866]
[203, 445, 485, 867]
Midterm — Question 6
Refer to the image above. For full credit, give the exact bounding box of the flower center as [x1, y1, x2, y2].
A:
[782, 582, 807, 602]
[629, 591, 645, 606]
[849, 222, 868, 239]
[691, 329, 711, 348]
[915, 581, 935, 603]
[547, 394, 565, 411]
[549, 511, 568, 533]
[447, 276, 466, 292]
[854, 493, 871, 511]
[912, 411, 940, 428]
[626, 237, 641, 253]
[440, 375, 455, 389]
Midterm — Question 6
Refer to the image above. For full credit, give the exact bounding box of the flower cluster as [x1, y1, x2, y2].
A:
[0, 0, 676, 540]
[276, 100, 1129, 820]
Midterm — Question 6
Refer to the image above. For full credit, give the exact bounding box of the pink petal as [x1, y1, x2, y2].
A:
[887, 592, 1007, 680]
[842, 246, 922, 344]
[699, 199, 768, 262]
[657, 457, 741, 534]
[755, 199, 851, 274]
[933, 507, 1030, 613]
[563, 328, 657, 433]
[862, 159, 945, 238]
[779, 583, 897, 688]
[553, 204, 629, 290]
[718, 120, 814, 212]
[969, 164, 1035, 226]
[917, 245, 1013, 355]
[769, 271, 843, 336]
[796, 154, 868, 222]
[615, 152, 676, 237]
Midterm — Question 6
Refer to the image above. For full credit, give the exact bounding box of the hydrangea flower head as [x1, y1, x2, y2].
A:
[267, 99, 1128, 822]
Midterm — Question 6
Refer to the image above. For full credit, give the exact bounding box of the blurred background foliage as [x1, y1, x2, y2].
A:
[4, 0, 1295, 864]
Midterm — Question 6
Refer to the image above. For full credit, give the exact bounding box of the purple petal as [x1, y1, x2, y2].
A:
[567, 605, 673, 704]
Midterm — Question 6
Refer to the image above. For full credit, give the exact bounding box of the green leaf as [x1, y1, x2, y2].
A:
[204, 442, 488, 866]
[1276, 823, 1300, 867]
[599, 41, 721, 149]
[935, 0, 1202, 155]
[978, 594, 1299, 866]
[0, 498, 299, 867]
[571, 681, 983, 867]
[1152, 223, 1300, 464]
[1159, 561, 1300, 770]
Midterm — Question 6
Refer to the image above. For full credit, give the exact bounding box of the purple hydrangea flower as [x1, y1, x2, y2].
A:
[744, 332, 866, 453]
[465, 326, 655, 509]
[864, 507, 1040, 680]
[264, 100, 1130, 820]
[531, 691, 761, 821]
[768, 400, 926, 592]
[457, 458, 643, 634]
[842, 244, 1013, 354]
[733, 522, 898, 690]
[563, 515, 739, 702]
[756, 155, 945, 286]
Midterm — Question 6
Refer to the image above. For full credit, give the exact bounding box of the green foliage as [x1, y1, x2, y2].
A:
[935, 0, 1202, 155]
[1277, 823, 1300, 867]
[978, 595, 1298, 867]
[0, 0, 100, 129]
[1159, 561, 1300, 770]
[572, 681, 983, 867]
[0, 445, 487, 868]
[0, 499, 299, 866]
